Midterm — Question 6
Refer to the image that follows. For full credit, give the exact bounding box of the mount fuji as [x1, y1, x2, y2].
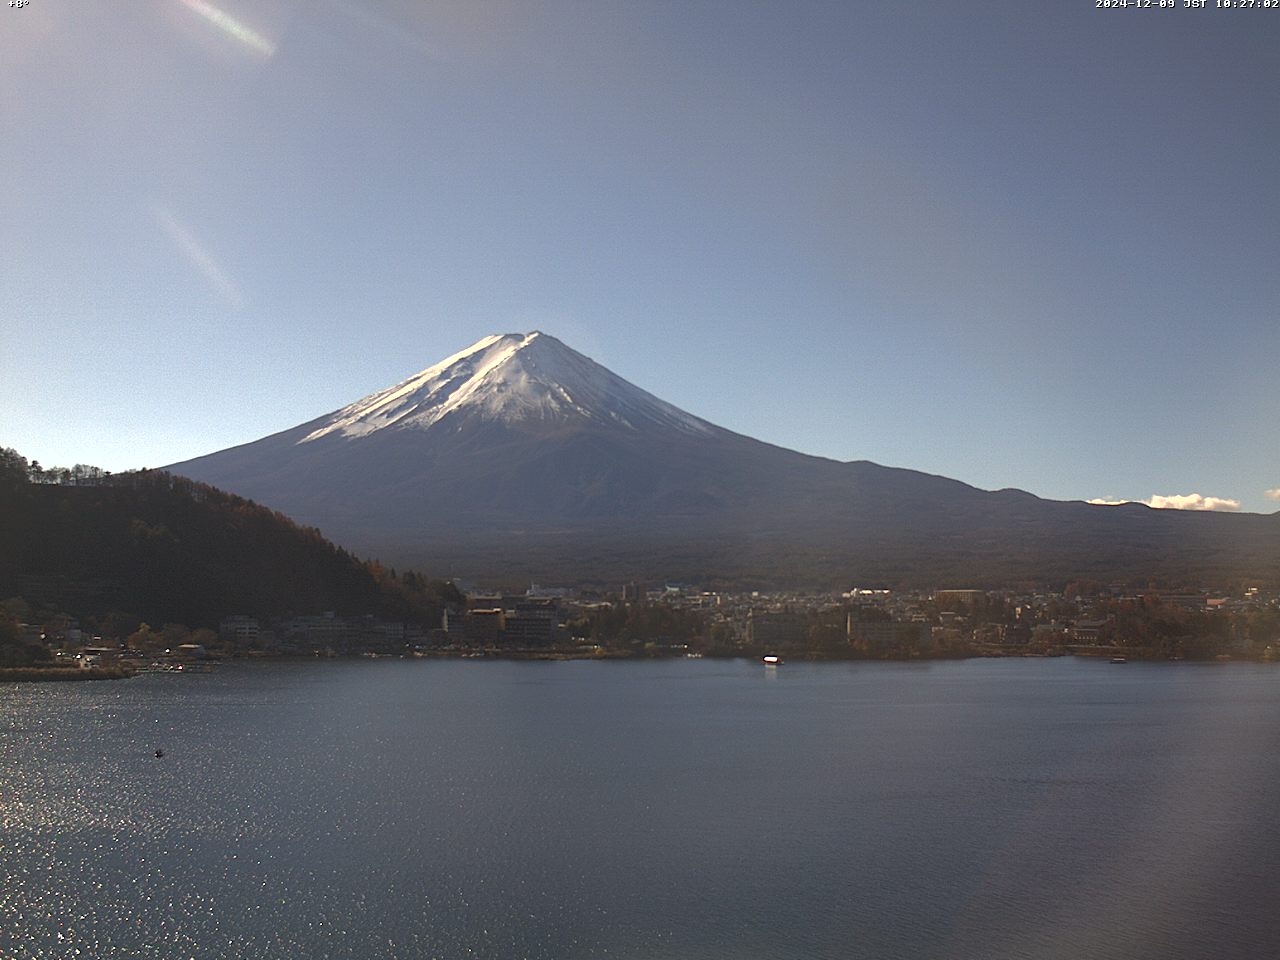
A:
[167, 332, 1277, 586]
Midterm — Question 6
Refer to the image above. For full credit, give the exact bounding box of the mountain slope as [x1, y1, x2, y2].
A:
[167, 333, 1280, 587]
[0, 466, 460, 628]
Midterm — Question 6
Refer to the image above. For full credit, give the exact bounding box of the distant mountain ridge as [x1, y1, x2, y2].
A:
[167, 333, 1280, 587]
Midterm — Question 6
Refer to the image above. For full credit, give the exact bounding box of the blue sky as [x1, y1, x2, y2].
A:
[2, 0, 1277, 512]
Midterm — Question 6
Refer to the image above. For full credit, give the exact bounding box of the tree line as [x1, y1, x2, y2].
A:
[0, 447, 114, 486]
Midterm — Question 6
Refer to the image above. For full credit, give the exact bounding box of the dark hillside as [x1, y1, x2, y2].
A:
[0, 454, 458, 630]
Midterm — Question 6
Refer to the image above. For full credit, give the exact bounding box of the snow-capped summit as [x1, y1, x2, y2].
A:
[300, 331, 713, 443]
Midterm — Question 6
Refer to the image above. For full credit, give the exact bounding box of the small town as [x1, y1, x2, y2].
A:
[7, 579, 1279, 678]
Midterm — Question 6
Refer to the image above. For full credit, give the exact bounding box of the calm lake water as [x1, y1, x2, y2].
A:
[3, 658, 1279, 959]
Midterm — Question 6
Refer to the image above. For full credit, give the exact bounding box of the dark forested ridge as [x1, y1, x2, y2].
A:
[0, 447, 459, 631]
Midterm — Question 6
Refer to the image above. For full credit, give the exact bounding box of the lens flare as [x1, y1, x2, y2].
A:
[178, 0, 276, 58]
[151, 205, 245, 310]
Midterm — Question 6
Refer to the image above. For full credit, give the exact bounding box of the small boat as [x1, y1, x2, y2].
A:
[762, 655, 782, 666]
[1110, 655, 1127, 664]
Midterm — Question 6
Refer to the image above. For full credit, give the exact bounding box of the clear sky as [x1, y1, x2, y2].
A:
[3, 1, 1277, 512]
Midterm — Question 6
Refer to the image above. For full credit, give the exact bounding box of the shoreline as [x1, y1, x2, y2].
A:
[4, 648, 1265, 682]
[0, 666, 135, 682]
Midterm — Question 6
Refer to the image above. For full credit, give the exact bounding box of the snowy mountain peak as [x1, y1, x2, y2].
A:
[299, 332, 714, 443]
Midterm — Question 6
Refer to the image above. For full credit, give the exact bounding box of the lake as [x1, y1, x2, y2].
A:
[3, 658, 1279, 959]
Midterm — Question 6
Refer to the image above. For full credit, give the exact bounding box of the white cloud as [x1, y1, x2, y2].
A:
[1088, 493, 1241, 512]
[1145, 493, 1240, 512]
[1266, 488, 1280, 502]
